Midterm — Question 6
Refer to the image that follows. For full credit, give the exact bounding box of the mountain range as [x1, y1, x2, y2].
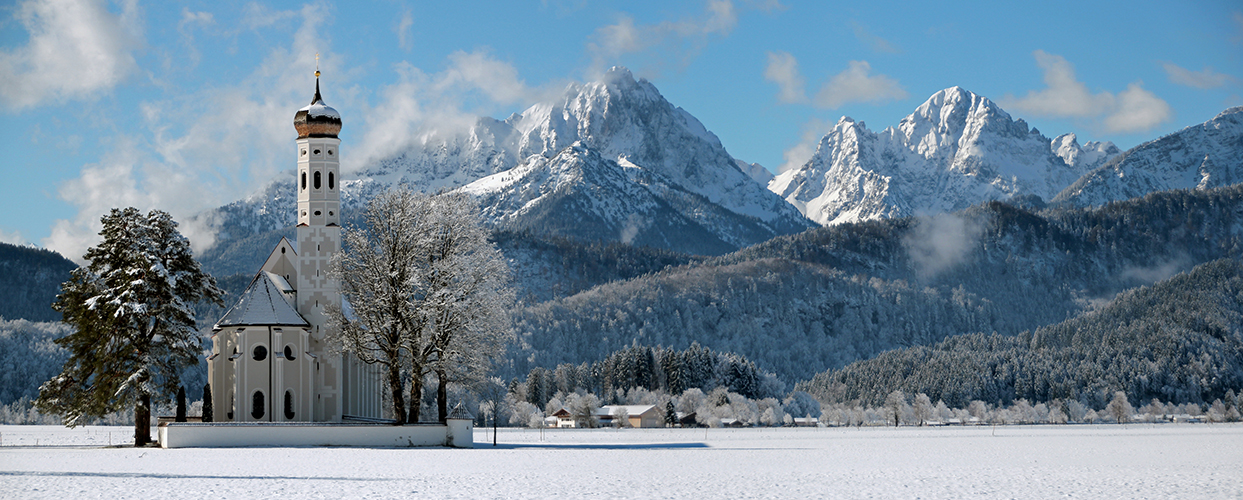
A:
[1054, 106, 1243, 207]
[4, 68, 1243, 408]
[194, 71, 1243, 270]
[769, 87, 1122, 226]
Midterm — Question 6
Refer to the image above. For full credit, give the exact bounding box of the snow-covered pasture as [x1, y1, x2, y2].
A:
[3, 424, 1241, 499]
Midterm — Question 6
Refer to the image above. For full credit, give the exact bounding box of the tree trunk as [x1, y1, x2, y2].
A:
[407, 373, 423, 424]
[135, 393, 151, 447]
[387, 362, 406, 424]
[436, 368, 448, 424]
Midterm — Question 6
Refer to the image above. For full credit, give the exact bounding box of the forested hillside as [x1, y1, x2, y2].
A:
[515, 343, 784, 407]
[512, 184, 1243, 384]
[198, 227, 700, 305]
[0, 319, 70, 404]
[797, 258, 1243, 408]
[0, 243, 76, 322]
[494, 231, 699, 303]
[512, 258, 1004, 382]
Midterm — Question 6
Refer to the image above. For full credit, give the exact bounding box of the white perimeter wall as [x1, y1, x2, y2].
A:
[159, 420, 473, 449]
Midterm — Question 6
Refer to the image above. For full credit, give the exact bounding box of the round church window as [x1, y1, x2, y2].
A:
[253, 345, 267, 361]
[284, 345, 296, 360]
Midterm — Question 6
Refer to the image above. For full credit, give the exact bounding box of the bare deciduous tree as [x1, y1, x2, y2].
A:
[327, 188, 513, 424]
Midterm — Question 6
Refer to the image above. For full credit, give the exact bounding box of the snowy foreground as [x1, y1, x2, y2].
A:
[3, 424, 1242, 499]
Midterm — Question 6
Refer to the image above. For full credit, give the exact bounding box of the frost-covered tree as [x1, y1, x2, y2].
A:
[415, 192, 515, 423]
[1107, 391, 1134, 424]
[36, 208, 222, 446]
[913, 393, 934, 426]
[885, 390, 908, 427]
[614, 406, 630, 428]
[326, 188, 433, 424]
[328, 189, 513, 424]
[568, 392, 600, 428]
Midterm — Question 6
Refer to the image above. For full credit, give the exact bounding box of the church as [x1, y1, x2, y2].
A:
[206, 71, 383, 423]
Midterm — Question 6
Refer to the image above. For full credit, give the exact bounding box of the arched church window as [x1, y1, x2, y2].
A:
[329, 172, 335, 189]
[301, 172, 306, 190]
[314, 171, 322, 189]
[284, 391, 295, 420]
[284, 345, 296, 360]
[253, 345, 267, 361]
[252, 391, 265, 419]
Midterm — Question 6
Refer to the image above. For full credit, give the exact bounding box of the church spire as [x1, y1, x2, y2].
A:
[312, 53, 323, 105]
[293, 54, 341, 139]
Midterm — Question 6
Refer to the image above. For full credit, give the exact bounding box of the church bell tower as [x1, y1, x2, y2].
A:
[293, 62, 344, 421]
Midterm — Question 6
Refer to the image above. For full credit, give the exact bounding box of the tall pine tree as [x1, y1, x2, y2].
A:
[36, 208, 222, 446]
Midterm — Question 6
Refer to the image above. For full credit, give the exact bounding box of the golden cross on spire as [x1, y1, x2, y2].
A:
[315, 52, 320, 78]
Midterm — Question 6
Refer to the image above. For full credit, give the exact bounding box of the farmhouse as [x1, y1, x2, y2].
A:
[597, 405, 663, 428]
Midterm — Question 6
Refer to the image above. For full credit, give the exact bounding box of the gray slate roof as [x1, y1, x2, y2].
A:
[215, 272, 308, 329]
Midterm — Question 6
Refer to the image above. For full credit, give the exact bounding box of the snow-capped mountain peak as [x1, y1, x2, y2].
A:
[770, 87, 1120, 225]
[202, 67, 811, 259]
[1055, 106, 1243, 207]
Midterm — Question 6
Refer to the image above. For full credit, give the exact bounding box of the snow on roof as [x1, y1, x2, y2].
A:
[215, 272, 309, 329]
[596, 405, 658, 416]
[299, 101, 340, 120]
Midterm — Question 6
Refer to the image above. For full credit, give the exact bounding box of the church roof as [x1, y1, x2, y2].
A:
[215, 271, 309, 329]
[294, 76, 342, 139]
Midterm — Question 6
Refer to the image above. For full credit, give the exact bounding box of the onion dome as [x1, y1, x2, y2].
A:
[293, 76, 342, 139]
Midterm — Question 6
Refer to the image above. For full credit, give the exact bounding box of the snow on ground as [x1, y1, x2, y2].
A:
[2, 424, 1242, 499]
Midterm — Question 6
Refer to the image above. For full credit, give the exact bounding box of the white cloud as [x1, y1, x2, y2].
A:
[239, 2, 298, 31]
[1234, 12, 1243, 44]
[814, 61, 907, 109]
[741, 0, 787, 13]
[764, 51, 806, 104]
[778, 118, 831, 173]
[354, 51, 555, 170]
[46, 138, 218, 263]
[43, 3, 332, 261]
[1104, 82, 1172, 134]
[41, 3, 554, 262]
[396, 9, 414, 51]
[0, 0, 141, 110]
[1162, 62, 1235, 89]
[180, 8, 214, 26]
[903, 213, 983, 278]
[586, 0, 741, 76]
[1002, 50, 1171, 134]
[438, 51, 538, 105]
[0, 228, 30, 246]
[851, 21, 899, 54]
[1002, 51, 1113, 117]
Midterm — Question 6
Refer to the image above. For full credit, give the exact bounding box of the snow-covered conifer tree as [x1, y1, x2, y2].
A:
[36, 208, 222, 446]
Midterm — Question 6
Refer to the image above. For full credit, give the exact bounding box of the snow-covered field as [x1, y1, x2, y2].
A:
[2, 424, 1241, 499]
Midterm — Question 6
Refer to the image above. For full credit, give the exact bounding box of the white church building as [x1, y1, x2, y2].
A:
[206, 73, 383, 423]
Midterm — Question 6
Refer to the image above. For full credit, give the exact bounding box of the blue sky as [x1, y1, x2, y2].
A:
[2, 0, 1241, 260]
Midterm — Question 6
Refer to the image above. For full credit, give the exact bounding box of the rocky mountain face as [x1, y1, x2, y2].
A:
[197, 67, 811, 263]
[769, 87, 1120, 225]
[1054, 107, 1243, 207]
